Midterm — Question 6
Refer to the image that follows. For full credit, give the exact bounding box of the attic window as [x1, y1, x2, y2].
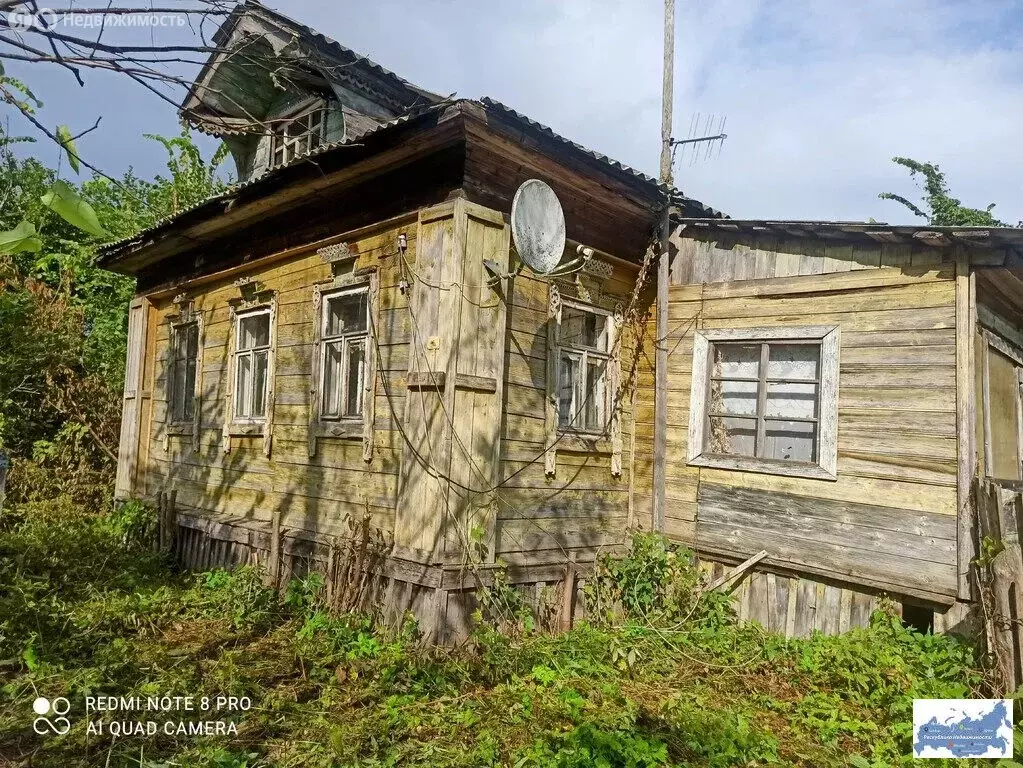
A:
[270, 102, 326, 167]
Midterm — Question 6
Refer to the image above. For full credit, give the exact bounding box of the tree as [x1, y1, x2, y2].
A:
[878, 156, 1010, 227]
[0, 125, 227, 506]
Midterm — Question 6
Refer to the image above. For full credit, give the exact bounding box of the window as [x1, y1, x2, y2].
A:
[557, 302, 610, 433]
[319, 288, 368, 420]
[688, 326, 839, 480]
[270, 103, 325, 167]
[169, 322, 199, 423]
[233, 310, 271, 421]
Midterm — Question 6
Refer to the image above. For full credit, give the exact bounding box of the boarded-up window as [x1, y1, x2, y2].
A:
[319, 287, 369, 420]
[689, 326, 839, 481]
[169, 322, 198, 423]
[987, 346, 1021, 481]
[234, 310, 271, 420]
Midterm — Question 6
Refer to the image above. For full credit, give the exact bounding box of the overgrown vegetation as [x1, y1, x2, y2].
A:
[0, 127, 228, 507]
[0, 504, 1005, 767]
[879, 156, 1017, 227]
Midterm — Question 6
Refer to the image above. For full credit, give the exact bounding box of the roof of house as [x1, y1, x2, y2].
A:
[100, 98, 722, 263]
[679, 218, 1023, 249]
[179, 0, 443, 135]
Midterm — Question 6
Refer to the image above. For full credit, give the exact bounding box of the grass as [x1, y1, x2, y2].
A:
[0, 497, 1011, 767]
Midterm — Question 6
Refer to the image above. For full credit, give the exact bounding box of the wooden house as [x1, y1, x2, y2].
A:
[101, 3, 1023, 646]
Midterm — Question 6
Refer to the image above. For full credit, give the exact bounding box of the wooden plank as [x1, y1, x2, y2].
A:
[697, 482, 958, 601]
[956, 254, 977, 600]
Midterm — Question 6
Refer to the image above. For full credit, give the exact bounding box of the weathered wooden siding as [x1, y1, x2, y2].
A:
[142, 218, 418, 543]
[492, 261, 641, 566]
[636, 233, 960, 605]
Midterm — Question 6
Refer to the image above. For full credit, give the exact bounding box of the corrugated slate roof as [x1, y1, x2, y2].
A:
[480, 98, 724, 219]
[101, 98, 725, 260]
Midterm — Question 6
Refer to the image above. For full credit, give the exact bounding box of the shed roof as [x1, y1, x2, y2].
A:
[678, 218, 1023, 249]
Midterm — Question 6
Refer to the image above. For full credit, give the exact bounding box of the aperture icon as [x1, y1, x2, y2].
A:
[32, 696, 71, 735]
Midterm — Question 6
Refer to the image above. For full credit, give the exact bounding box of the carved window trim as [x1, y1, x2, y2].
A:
[162, 300, 204, 452]
[222, 293, 278, 457]
[308, 269, 379, 461]
[687, 325, 839, 481]
[544, 285, 624, 477]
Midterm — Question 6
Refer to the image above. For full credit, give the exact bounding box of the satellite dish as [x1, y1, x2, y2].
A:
[511, 179, 566, 275]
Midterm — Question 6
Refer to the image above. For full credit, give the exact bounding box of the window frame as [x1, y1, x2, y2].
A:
[168, 320, 200, 426]
[687, 325, 839, 481]
[270, 99, 326, 168]
[318, 284, 370, 423]
[231, 307, 273, 424]
[555, 298, 613, 437]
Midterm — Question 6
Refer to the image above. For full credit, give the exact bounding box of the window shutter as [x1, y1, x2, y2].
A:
[545, 284, 562, 477]
[192, 313, 205, 452]
[308, 286, 323, 457]
[609, 306, 624, 477]
[115, 297, 148, 500]
[362, 273, 379, 463]
[222, 307, 237, 455]
[162, 321, 175, 453]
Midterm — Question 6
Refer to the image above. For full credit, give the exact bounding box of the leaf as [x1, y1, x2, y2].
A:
[56, 125, 80, 173]
[0, 220, 43, 254]
[41, 180, 108, 238]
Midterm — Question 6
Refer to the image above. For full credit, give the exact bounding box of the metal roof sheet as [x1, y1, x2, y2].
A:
[678, 218, 1023, 248]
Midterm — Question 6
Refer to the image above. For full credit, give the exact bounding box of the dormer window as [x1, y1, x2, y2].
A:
[270, 101, 326, 167]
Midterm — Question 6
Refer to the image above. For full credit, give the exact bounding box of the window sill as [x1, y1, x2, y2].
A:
[311, 421, 363, 440]
[557, 432, 612, 454]
[226, 422, 266, 437]
[687, 452, 837, 481]
[165, 424, 193, 437]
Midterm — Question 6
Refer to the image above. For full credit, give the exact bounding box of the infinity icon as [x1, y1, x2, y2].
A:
[32, 697, 71, 736]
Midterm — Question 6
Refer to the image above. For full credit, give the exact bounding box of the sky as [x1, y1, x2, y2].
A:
[4, 0, 1023, 224]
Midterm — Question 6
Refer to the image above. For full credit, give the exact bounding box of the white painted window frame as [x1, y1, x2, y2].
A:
[318, 284, 370, 422]
[270, 99, 326, 167]
[555, 298, 614, 436]
[687, 325, 840, 481]
[232, 306, 273, 424]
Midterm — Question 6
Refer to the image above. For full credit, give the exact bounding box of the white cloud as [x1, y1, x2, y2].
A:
[9, 0, 1022, 224]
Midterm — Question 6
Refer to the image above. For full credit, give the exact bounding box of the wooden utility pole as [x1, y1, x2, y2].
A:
[653, 0, 674, 533]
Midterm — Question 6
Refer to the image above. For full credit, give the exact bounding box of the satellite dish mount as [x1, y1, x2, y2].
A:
[484, 179, 597, 288]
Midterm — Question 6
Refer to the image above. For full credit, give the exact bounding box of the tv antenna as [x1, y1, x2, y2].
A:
[485, 179, 596, 287]
[672, 113, 727, 167]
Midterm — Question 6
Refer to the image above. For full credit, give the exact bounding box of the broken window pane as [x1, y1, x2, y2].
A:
[764, 420, 817, 462]
[708, 416, 756, 456]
